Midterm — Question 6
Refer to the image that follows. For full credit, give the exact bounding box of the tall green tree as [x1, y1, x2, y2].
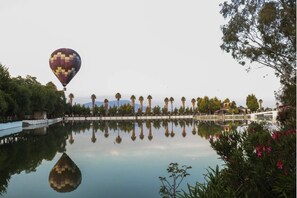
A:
[246, 94, 259, 112]
[220, 0, 296, 85]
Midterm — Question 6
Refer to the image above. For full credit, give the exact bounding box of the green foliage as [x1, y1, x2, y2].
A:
[118, 104, 133, 116]
[220, 0, 296, 85]
[159, 163, 192, 198]
[0, 64, 66, 121]
[194, 123, 295, 197]
[152, 105, 161, 115]
[276, 76, 296, 129]
[179, 166, 233, 198]
[181, 123, 296, 197]
[246, 94, 259, 112]
[197, 96, 221, 114]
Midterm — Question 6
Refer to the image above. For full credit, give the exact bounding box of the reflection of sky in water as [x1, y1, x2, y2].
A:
[4, 123, 222, 198]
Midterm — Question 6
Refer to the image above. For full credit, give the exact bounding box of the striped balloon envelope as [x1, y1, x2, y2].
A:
[49, 48, 81, 90]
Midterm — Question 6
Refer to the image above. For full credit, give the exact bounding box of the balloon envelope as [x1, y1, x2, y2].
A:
[49, 48, 81, 89]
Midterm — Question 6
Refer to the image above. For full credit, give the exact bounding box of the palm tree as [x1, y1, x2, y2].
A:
[191, 98, 196, 112]
[164, 97, 169, 110]
[130, 95, 136, 114]
[104, 99, 109, 116]
[139, 96, 144, 112]
[181, 96, 186, 110]
[169, 97, 174, 113]
[147, 95, 152, 111]
[91, 94, 96, 116]
[115, 92, 121, 114]
[259, 99, 263, 111]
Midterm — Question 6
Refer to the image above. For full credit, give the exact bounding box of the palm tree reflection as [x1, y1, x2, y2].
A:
[147, 122, 153, 141]
[131, 123, 136, 141]
[170, 122, 175, 137]
[191, 120, 197, 135]
[115, 122, 122, 144]
[64, 120, 245, 144]
[164, 122, 169, 137]
[139, 122, 144, 140]
[104, 122, 109, 138]
[91, 122, 96, 143]
[182, 125, 187, 138]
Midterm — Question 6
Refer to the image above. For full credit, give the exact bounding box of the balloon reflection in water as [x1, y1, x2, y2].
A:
[49, 153, 82, 193]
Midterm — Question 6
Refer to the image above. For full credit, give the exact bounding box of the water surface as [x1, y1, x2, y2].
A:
[0, 120, 241, 197]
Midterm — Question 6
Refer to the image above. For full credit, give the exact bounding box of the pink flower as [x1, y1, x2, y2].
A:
[277, 160, 283, 169]
[255, 146, 261, 152]
[262, 146, 267, 152]
[272, 133, 278, 140]
[257, 151, 262, 158]
[267, 147, 272, 153]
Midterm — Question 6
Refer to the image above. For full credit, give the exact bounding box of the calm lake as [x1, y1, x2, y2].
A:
[0, 120, 243, 198]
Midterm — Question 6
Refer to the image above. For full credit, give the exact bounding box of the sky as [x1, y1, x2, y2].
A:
[0, 0, 280, 108]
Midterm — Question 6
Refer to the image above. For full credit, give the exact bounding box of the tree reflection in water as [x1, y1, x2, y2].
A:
[0, 119, 246, 195]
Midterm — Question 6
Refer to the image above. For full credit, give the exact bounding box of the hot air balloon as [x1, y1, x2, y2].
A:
[49, 48, 81, 91]
[49, 153, 82, 193]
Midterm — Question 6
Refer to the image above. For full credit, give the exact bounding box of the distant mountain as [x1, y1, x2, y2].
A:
[84, 100, 146, 111]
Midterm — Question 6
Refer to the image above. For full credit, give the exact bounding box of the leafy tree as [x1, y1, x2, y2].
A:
[197, 96, 209, 114]
[209, 97, 221, 114]
[153, 106, 161, 115]
[0, 90, 8, 117]
[97, 105, 105, 116]
[108, 106, 117, 116]
[246, 94, 259, 112]
[162, 107, 168, 115]
[178, 106, 184, 115]
[220, 0, 296, 85]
